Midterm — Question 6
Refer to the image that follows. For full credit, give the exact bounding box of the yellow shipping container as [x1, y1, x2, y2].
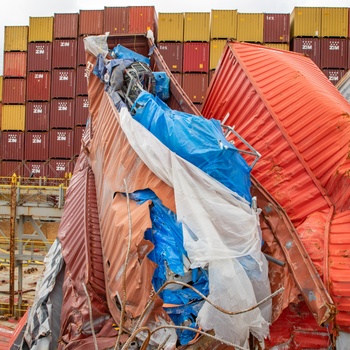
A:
[210, 10, 237, 39]
[210, 39, 227, 70]
[290, 7, 321, 38]
[0, 76, 2, 102]
[184, 12, 210, 42]
[4, 26, 28, 51]
[158, 13, 184, 42]
[28, 17, 54, 42]
[321, 7, 348, 38]
[264, 43, 290, 51]
[237, 13, 264, 43]
[1, 105, 25, 131]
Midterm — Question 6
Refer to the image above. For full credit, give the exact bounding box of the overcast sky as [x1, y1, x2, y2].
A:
[0, 0, 349, 73]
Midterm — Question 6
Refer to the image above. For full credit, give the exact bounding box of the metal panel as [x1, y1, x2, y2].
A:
[103, 7, 129, 35]
[264, 43, 290, 50]
[75, 96, 89, 126]
[51, 69, 76, 99]
[263, 13, 290, 43]
[24, 131, 49, 161]
[0, 76, 2, 102]
[1, 105, 25, 131]
[320, 38, 348, 69]
[290, 7, 321, 38]
[336, 69, 350, 102]
[182, 73, 208, 103]
[53, 13, 79, 39]
[183, 42, 209, 73]
[49, 129, 73, 159]
[26, 72, 51, 101]
[158, 42, 183, 72]
[129, 6, 157, 35]
[23, 161, 49, 177]
[26, 102, 50, 131]
[210, 39, 226, 70]
[4, 26, 28, 52]
[48, 159, 74, 177]
[3, 52, 27, 78]
[74, 126, 85, 156]
[2, 78, 26, 104]
[171, 73, 182, 86]
[237, 13, 264, 43]
[78, 10, 104, 36]
[157, 13, 184, 42]
[322, 68, 346, 85]
[50, 99, 75, 129]
[76, 65, 88, 96]
[52, 39, 77, 69]
[28, 17, 54, 43]
[27, 42, 52, 71]
[0, 161, 23, 176]
[210, 10, 237, 40]
[321, 7, 348, 38]
[184, 12, 210, 42]
[77, 37, 86, 66]
[291, 37, 321, 67]
[1, 132, 24, 160]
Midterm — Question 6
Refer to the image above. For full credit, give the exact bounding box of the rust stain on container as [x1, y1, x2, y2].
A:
[157, 13, 184, 42]
[158, 42, 183, 72]
[49, 129, 73, 159]
[184, 12, 210, 42]
[0, 161, 23, 176]
[3, 52, 27, 78]
[53, 13, 79, 39]
[210, 39, 226, 70]
[24, 131, 49, 161]
[182, 73, 209, 103]
[75, 96, 89, 126]
[291, 37, 321, 67]
[322, 69, 346, 85]
[26, 72, 51, 102]
[4, 26, 28, 52]
[28, 17, 54, 43]
[76, 65, 88, 96]
[26, 102, 50, 131]
[2, 78, 26, 104]
[79, 10, 104, 36]
[290, 7, 321, 38]
[51, 69, 76, 99]
[129, 6, 157, 35]
[1, 132, 24, 160]
[48, 158, 74, 177]
[210, 9, 237, 40]
[183, 42, 209, 73]
[237, 13, 264, 43]
[23, 161, 49, 177]
[50, 99, 75, 129]
[74, 125, 85, 156]
[103, 7, 129, 35]
[27, 43, 52, 72]
[320, 38, 348, 69]
[2, 105, 25, 131]
[264, 13, 290, 43]
[77, 37, 86, 66]
[52, 39, 77, 69]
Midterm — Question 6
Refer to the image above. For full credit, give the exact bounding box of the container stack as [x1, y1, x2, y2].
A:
[237, 13, 264, 44]
[263, 13, 290, 50]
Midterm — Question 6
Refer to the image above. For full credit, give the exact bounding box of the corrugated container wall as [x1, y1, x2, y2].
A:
[129, 6, 157, 35]
[77, 37, 86, 66]
[1, 105, 25, 131]
[320, 38, 348, 69]
[27, 43, 52, 71]
[79, 10, 104, 36]
[26, 102, 50, 131]
[264, 13, 290, 43]
[321, 7, 348, 38]
[183, 42, 209, 73]
[103, 7, 129, 35]
[158, 43, 183, 72]
[51, 69, 76, 99]
[74, 125, 85, 156]
[264, 43, 290, 50]
[184, 12, 210, 42]
[75, 96, 89, 125]
[157, 13, 184, 42]
[237, 13, 264, 43]
[52, 39, 77, 68]
[172, 73, 183, 86]
[50, 99, 75, 129]
[322, 69, 346, 85]
[4, 26, 28, 51]
[53, 13, 79, 39]
[182, 73, 209, 103]
[49, 129, 73, 159]
[0, 161, 23, 176]
[290, 38, 321, 67]
[290, 7, 321, 38]
[26, 72, 51, 101]
[23, 161, 48, 177]
[1, 132, 24, 160]
[0, 77, 2, 102]
[210, 10, 237, 40]
[3, 52, 27, 78]
[28, 17, 54, 42]
[24, 132, 49, 161]
[2, 79, 26, 104]
[210, 39, 227, 70]
[76, 66, 88, 96]
[48, 159, 74, 178]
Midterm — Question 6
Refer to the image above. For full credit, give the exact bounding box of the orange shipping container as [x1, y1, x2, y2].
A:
[129, 6, 157, 35]
[3, 52, 27, 78]
[183, 42, 209, 73]
[26, 72, 51, 102]
[103, 7, 129, 35]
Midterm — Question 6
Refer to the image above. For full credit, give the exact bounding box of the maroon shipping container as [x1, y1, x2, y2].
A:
[48, 159, 75, 178]
[263, 14, 290, 43]
[158, 43, 183, 72]
[0, 161, 23, 177]
[23, 161, 49, 177]
[322, 69, 346, 85]
[79, 10, 104, 35]
[51, 69, 76, 99]
[320, 38, 348, 69]
[26, 102, 50, 131]
[172, 73, 183, 86]
[74, 125, 85, 156]
[49, 129, 73, 159]
[27, 43, 52, 71]
[24, 131, 49, 161]
[183, 42, 209, 73]
[129, 6, 157, 35]
[54, 13, 79, 39]
[291, 38, 321, 68]
[50, 99, 75, 129]
[2, 78, 26, 104]
[52, 39, 77, 68]
[3, 52, 27, 78]
[76, 65, 88, 96]
[104, 7, 129, 35]
[1, 131, 24, 160]
[75, 96, 89, 125]
[77, 37, 87, 66]
[182, 73, 209, 103]
[26, 72, 51, 101]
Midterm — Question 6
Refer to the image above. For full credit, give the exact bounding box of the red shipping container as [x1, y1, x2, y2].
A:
[104, 7, 129, 35]
[2, 78, 26, 104]
[54, 13, 79, 39]
[182, 73, 209, 103]
[172, 73, 182, 86]
[1, 131, 24, 160]
[0, 161, 23, 177]
[129, 6, 157, 35]
[50, 99, 75, 129]
[158, 43, 183, 72]
[76, 65, 88, 96]
[48, 159, 75, 178]
[291, 38, 321, 68]
[52, 39, 77, 69]
[263, 14, 290, 43]
[3, 52, 27, 78]
[51, 69, 76, 99]
[322, 69, 346, 85]
[74, 125, 85, 156]
[77, 37, 86, 66]
[49, 129, 73, 159]
[27, 43, 52, 71]
[26, 72, 51, 101]
[23, 161, 49, 178]
[79, 10, 104, 36]
[75, 95, 89, 125]
[24, 131, 49, 161]
[183, 42, 209, 73]
[26, 102, 50, 131]
[320, 38, 348, 69]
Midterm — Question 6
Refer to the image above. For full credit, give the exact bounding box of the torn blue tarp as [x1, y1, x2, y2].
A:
[111, 44, 151, 66]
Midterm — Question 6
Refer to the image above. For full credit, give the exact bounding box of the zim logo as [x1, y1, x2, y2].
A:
[60, 42, 70, 47]
[59, 72, 69, 81]
[8, 134, 17, 143]
[31, 165, 41, 174]
[33, 105, 43, 114]
[32, 135, 42, 144]
[35, 45, 45, 54]
[35, 73, 44, 79]
[58, 102, 68, 111]
[56, 163, 66, 171]
[57, 132, 67, 141]
[83, 98, 89, 108]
